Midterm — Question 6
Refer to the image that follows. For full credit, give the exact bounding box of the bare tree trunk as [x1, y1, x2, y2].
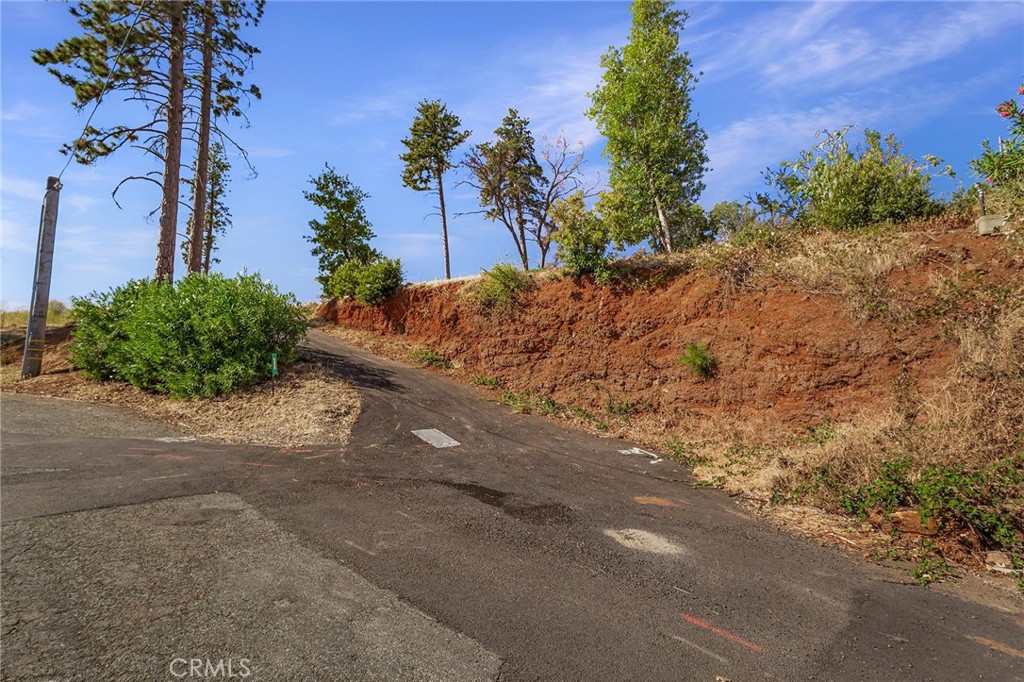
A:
[516, 210, 529, 270]
[187, 2, 214, 276]
[155, 2, 186, 283]
[436, 169, 451, 280]
[653, 193, 674, 253]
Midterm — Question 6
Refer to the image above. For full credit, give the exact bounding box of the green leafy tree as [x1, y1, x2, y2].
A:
[304, 164, 379, 293]
[463, 109, 544, 270]
[587, 0, 709, 253]
[400, 99, 471, 280]
[181, 142, 232, 273]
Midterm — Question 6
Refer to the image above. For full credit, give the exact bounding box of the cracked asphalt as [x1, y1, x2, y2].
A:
[1, 329, 1021, 681]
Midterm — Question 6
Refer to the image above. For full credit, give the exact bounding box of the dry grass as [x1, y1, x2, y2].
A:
[2, 334, 361, 448]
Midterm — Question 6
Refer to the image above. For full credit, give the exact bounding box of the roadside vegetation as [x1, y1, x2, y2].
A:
[70, 273, 307, 398]
[0, 300, 73, 329]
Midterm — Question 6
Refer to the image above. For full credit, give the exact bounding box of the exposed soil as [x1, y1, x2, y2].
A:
[317, 218, 1024, 585]
[1, 326, 360, 448]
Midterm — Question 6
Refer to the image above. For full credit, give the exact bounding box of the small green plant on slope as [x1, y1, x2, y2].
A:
[469, 374, 501, 387]
[838, 454, 1023, 572]
[473, 262, 534, 311]
[679, 342, 716, 378]
[409, 348, 453, 369]
[69, 273, 307, 398]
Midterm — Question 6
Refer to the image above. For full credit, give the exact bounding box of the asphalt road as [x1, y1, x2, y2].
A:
[2, 329, 1021, 681]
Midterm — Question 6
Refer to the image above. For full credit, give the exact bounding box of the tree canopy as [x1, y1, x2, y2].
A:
[587, 0, 709, 252]
[304, 164, 379, 293]
[400, 99, 470, 279]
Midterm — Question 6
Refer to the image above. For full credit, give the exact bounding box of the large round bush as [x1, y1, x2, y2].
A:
[70, 273, 308, 398]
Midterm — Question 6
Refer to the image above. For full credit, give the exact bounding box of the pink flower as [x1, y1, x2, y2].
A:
[986, 177, 993, 183]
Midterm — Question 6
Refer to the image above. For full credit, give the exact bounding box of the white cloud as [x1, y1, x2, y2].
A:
[1, 176, 48, 202]
[696, 2, 1021, 92]
[0, 217, 37, 254]
[247, 146, 293, 159]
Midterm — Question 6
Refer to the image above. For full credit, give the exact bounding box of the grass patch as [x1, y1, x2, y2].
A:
[469, 374, 501, 387]
[664, 438, 711, 467]
[0, 300, 73, 329]
[471, 263, 534, 312]
[409, 348, 453, 369]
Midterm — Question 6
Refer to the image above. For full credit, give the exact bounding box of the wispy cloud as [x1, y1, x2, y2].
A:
[696, 2, 1020, 92]
[247, 145, 294, 159]
[2, 176, 48, 202]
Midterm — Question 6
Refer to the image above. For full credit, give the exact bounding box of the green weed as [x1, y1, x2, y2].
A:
[409, 348, 453, 369]
[678, 343, 717, 379]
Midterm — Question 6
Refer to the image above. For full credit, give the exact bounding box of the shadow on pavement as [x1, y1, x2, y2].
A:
[300, 346, 400, 393]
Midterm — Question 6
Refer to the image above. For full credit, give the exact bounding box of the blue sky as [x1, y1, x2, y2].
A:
[2, 1, 1022, 308]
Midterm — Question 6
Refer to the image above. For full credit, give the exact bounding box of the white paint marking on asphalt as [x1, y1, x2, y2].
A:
[303, 453, 330, 459]
[603, 528, 685, 555]
[619, 447, 662, 463]
[670, 635, 729, 664]
[152, 436, 197, 443]
[344, 540, 378, 557]
[411, 428, 461, 448]
[143, 473, 190, 481]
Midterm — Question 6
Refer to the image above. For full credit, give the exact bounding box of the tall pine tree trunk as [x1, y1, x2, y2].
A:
[155, 2, 186, 283]
[187, 2, 214, 276]
[436, 169, 451, 280]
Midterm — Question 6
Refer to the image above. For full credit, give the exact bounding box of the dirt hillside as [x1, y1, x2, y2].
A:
[317, 216, 1024, 580]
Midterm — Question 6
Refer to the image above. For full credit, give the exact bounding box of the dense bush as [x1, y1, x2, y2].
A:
[772, 127, 945, 231]
[326, 257, 403, 306]
[551, 191, 612, 279]
[473, 262, 533, 311]
[971, 83, 1024, 217]
[69, 273, 307, 398]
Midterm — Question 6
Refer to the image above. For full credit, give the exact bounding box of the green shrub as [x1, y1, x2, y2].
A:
[679, 343, 716, 378]
[474, 262, 533, 311]
[842, 454, 1023, 562]
[551, 191, 611, 280]
[327, 257, 403, 306]
[775, 127, 946, 230]
[69, 273, 307, 398]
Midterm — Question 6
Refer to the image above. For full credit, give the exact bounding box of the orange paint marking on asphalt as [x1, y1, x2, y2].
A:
[681, 614, 764, 654]
[967, 635, 1024, 660]
[120, 453, 193, 462]
[634, 496, 680, 507]
[227, 461, 279, 468]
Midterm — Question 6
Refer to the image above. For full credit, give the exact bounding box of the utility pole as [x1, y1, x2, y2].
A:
[21, 177, 62, 379]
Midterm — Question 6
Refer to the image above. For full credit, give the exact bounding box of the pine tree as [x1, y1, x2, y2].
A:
[400, 100, 470, 280]
[34, 0, 263, 282]
[463, 109, 544, 271]
[304, 164, 379, 293]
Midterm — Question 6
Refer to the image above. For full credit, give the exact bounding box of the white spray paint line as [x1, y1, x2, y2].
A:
[151, 436, 197, 443]
[604, 528, 685, 555]
[619, 447, 662, 463]
[344, 540, 378, 557]
[670, 635, 729, 664]
[411, 429, 461, 448]
[303, 453, 330, 460]
[143, 473, 190, 482]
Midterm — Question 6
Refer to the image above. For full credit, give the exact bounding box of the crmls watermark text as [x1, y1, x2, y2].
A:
[169, 658, 252, 678]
